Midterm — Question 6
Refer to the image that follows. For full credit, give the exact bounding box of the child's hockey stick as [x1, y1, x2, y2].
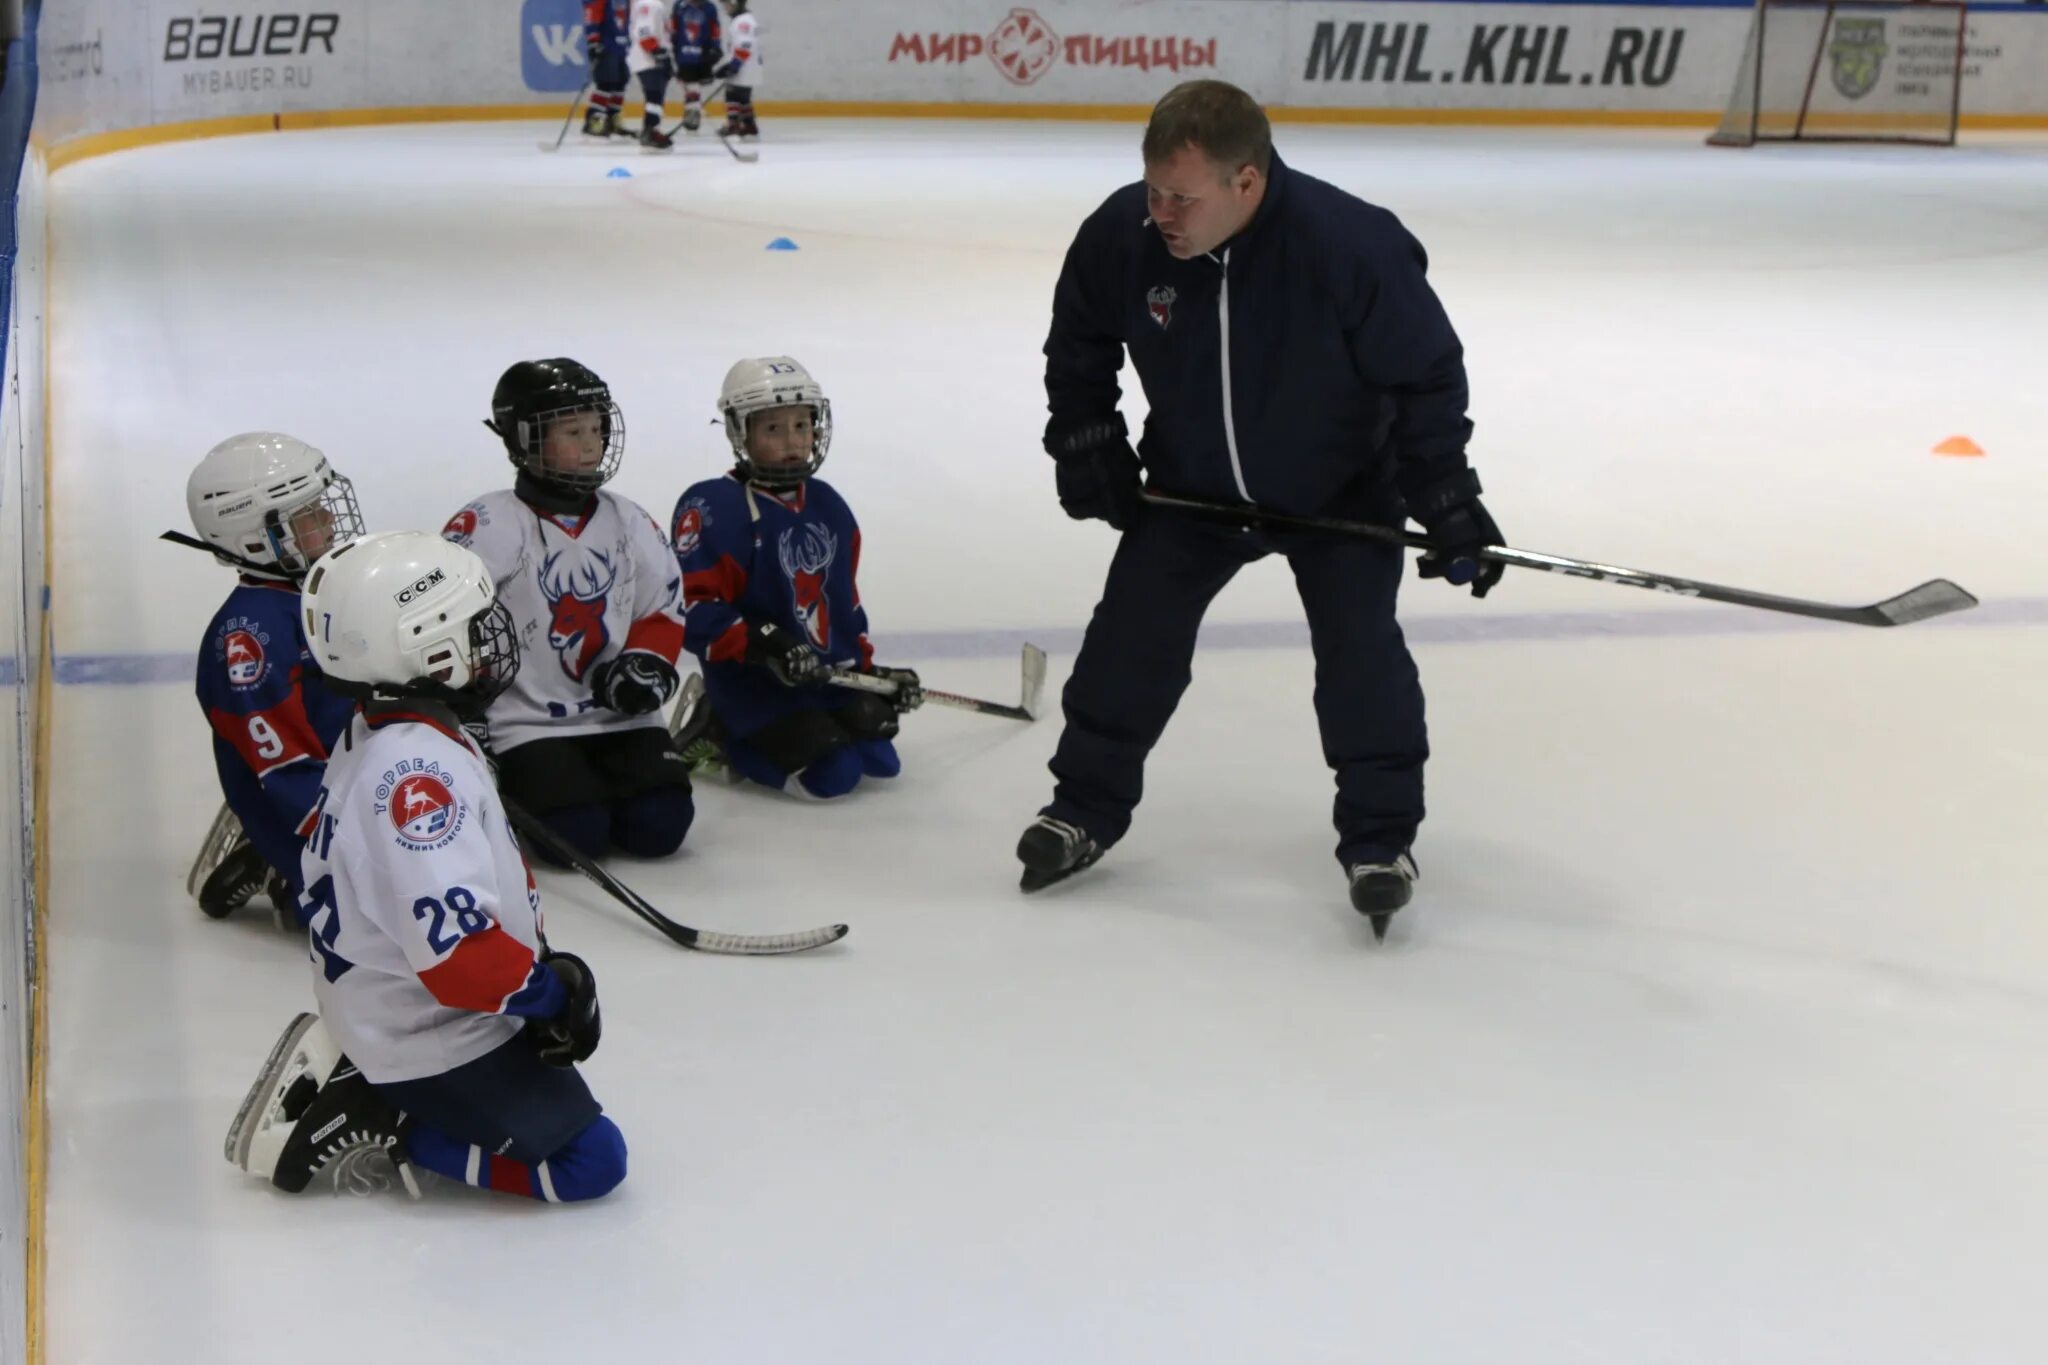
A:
[827, 644, 1047, 722]
[1142, 492, 1977, 628]
[505, 798, 847, 955]
[538, 79, 594, 153]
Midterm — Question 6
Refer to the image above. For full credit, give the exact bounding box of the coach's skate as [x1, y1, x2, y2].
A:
[226, 1013, 417, 1198]
[1347, 852, 1417, 942]
[1016, 815, 1104, 893]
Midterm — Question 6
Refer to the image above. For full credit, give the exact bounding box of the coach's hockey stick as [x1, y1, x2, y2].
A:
[504, 798, 847, 955]
[1142, 492, 1977, 629]
[827, 643, 1047, 721]
[539, 79, 595, 153]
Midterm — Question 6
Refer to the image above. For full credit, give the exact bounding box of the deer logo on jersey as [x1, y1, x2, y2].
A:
[222, 629, 267, 688]
[777, 524, 837, 652]
[389, 772, 458, 847]
[538, 549, 618, 682]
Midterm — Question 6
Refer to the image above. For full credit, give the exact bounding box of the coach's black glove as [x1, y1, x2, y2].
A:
[1046, 415, 1143, 530]
[713, 58, 740, 80]
[531, 951, 601, 1067]
[585, 33, 606, 66]
[589, 650, 679, 716]
[867, 664, 924, 715]
[1409, 469, 1504, 600]
[747, 621, 825, 687]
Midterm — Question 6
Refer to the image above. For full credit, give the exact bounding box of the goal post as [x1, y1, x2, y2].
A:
[1709, 0, 1966, 147]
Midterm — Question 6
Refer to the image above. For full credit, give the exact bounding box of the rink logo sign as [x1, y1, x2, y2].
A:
[671, 499, 710, 558]
[890, 8, 1219, 84]
[394, 568, 447, 606]
[1147, 285, 1176, 330]
[1828, 19, 1888, 99]
[161, 11, 342, 101]
[1301, 20, 1684, 90]
[377, 763, 466, 851]
[218, 624, 269, 689]
[162, 13, 339, 61]
[523, 0, 597, 92]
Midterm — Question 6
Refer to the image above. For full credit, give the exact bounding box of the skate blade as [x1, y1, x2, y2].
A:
[223, 1012, 319, 1171]
[186, 802, 243, 898]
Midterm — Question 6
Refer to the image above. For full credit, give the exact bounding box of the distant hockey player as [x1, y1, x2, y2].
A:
[713, 0, 760, 141]
[669, 357, 923, 798]
[226, 531, 623, 1203]
[581, 0, 630, 138]
[187, 433, 365, 923]
[444, 358, 694, 864]
[626, 0, 678, 149]
[668, 0, 723, 134]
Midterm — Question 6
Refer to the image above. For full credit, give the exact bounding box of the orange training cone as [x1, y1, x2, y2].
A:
[1932, 436, 1984, 457]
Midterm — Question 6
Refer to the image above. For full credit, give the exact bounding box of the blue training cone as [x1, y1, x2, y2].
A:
[607, 167, 633, 179]
[765, 237, 799, 251]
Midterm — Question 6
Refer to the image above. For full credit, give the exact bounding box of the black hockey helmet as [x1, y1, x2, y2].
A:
[483, 358, 625, 493]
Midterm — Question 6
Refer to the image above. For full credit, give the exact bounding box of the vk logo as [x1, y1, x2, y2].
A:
[521, 0, 590, 92]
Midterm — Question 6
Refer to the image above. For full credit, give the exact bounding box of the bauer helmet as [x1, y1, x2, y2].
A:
[186, 432, 364, 578]
[484, 358, 624, 493]
[719, 356, 831, 489]
[300, 531, 519, 710]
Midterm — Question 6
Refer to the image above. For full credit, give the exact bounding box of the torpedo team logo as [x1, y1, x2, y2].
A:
[222, 628, 267, 688]
[442, 507, 480, 544]
[388, 772, 460, 848]
[777, 524, 837, 652]
[538, 548, 618, 682]
[1147, 285, 1176, 330]
[672, 497, 709, 558]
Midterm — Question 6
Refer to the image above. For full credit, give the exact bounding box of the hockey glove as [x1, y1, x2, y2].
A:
[867, 665, 924, 715]
[1410, 469, 1504, 599]
[746, 621, 825, 688]
[530, 951, 602, 1067]
[585, 34, 606, 65]
[589, 650, 680, 716]
[459, 718, 501, 782]
[1046, 415, 1143, 530]
[713, 59, 740, 80]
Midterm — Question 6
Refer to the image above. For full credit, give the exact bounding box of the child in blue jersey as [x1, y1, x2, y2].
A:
[187, 432, 366, 923]
[670, 357, 924, 798]
[580, 0, 631, 138]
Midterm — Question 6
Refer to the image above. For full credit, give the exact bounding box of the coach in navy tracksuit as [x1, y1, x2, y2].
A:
[1014, 79, 1503, 931]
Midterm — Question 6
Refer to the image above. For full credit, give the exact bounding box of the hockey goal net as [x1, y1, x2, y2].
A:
[1709, 0, 1965, 147]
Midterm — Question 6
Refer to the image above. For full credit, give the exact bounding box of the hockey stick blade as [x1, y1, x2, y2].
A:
[717, 130, 758, 163]
[505, 799, 847, 955]
[1140, 491, 1978, 629]
[827, 642, 1047, 722]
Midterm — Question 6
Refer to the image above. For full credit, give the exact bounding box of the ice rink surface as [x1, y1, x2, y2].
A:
[41, 119, 2048, 1363]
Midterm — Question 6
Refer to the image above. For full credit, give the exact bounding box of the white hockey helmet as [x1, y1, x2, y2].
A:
[187, 432, 365, 577]
[300, 531, 518, 707]
[718, 356, 832, 489]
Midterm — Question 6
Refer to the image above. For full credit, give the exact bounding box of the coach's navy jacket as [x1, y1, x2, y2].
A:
[1043, 152, 1473, 521]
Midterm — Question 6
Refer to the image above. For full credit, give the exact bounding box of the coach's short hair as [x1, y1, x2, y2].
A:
[1142, 80, 1273, 177]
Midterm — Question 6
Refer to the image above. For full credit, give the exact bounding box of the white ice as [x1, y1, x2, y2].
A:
[44, 120, 2048, 1364]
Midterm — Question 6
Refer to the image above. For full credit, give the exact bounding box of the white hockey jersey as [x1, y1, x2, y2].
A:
[301, 709, 551, 1084]
[442, 489, 686, 754]
[726, 10, 761, 86]
[625, 0, 671, 74]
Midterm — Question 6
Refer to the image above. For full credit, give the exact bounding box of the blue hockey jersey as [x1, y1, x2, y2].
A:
[672, 473, 876, 737]
[584, 0, 628, 52]
[670, 0, 722, 66]
[194, 578, 356, 897]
